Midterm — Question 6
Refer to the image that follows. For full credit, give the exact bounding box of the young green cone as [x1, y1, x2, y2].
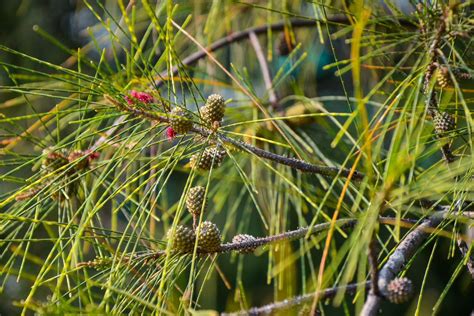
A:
[186, 186, 207, 216]
[167, 225, 196, 253]
[197, 221, 221, 252]
[170, 107, 193, 134]
[201, 94, 226, 125]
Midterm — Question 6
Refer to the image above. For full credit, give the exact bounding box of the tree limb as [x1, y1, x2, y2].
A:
[361, 210, 447, 316]
[103, 96, 365, 180]
[154, 16, 415, 88]
[221, 282, 370, 316]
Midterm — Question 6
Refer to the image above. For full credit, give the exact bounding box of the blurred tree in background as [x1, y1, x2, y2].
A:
[0, 1, 473, 315]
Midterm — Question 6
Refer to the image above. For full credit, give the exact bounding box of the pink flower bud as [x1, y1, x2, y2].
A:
[166, 127, 176, 140]
[128, 90, 153, 104]
[125, 95, 133, 105]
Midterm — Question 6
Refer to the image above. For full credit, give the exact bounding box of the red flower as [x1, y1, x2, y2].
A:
[125, 95, 134, 105]
[166, 127, 176, 140]
[128, 90, 153, 104]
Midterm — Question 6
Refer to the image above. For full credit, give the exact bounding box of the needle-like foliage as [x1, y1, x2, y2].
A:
[0, 1, 473, 315]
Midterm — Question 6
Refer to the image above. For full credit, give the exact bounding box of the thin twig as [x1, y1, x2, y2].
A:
[457, 238, 474, 279]
[248, 31, 278, 108]
[368, 238, 380, 296]
[154, 17, 414, 88]
[97, 16, 413, 154]
[422, 9, 448, 94]
[420, 8, 454, 163]
[218, 218, 357, 253]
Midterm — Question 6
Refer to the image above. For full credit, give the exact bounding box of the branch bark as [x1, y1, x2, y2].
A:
[360, 210, 447, 316]
[221, 282, 370, 316]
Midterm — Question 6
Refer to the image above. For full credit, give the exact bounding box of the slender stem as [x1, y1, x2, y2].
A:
[98, 16, 413, 159]
[221, 282, 370, 316]
[154, 17, 414, 88]
[218, 218, 356, 253]
[457, 238, 474, 279]
[422, 10, 447, 94]
[421, 8, 455, 163]
[248, 31, 278, 108]
[368, 237, 380, 296]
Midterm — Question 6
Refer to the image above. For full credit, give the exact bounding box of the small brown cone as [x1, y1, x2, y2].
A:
[436, 66, 450, 88]
[232, 234, 258, 254]
[433, 111, 455, 137]
[386, 277, 414, 304]
[190, 146, 226, 170]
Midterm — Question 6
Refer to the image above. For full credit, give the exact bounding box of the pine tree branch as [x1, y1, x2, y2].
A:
[218, 218, 357, 253]
[78, 217, 417, 267]
[97, 16, 415, 169]
[221, 282, 370, 316]
[421, 8, 455, 163]
[153, 16, 415, 88]
[361, 210, 448, 316]
[102, 95, 364, 180]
